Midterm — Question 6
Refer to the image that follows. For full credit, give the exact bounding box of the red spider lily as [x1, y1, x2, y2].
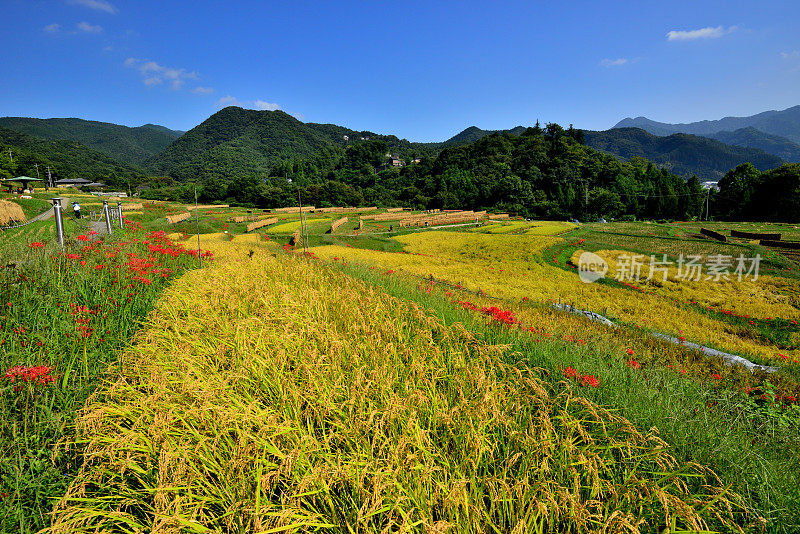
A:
[711, 373, 722, 380]
[4, 365, 56, 386]
[64, 253, 81, 260]
[580, 374, 599, 388]
[29, 242, 44, 248]
[626, 348, 634, 355]
[88, 230, 98, 235]
[76, 235, 90, 242]
[626, 359, 641, 370]
[562, 367, 578, 379]
[94, 264, 105, 270]
[481, 306, 518, 326]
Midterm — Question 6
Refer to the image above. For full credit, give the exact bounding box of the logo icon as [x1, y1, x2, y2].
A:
[578, 251, 608, 283]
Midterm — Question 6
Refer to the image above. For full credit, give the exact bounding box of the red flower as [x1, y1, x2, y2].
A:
[65, 253, 80, 260]
[29, 242, 44, 248]
[626, 359, 641, 370]
[94, 264, 105, 270]
[711, 373, 722, 380]
[4, 364, 56, 386]
[562, 367, 578, 379]
[580, 374, 599, 388]
[76, 235, 90, 242]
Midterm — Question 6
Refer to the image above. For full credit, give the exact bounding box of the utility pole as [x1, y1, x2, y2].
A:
[194, 183, 202, 268]
[7, 148, 12, 163]
[705, 188, 710, 221]
[46, 166, 52, 188]
[584, 181, 588, 222]
[34, 163, 40, 180]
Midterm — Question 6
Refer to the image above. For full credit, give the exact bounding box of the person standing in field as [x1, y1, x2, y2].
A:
[73, 202, 81, 219]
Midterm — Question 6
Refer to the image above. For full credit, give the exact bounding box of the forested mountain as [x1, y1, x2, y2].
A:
[614, 105, 800, 143]
[583, 128, 784, 180]
[705, 127, 800, 162]
[0, 126, 144, 182]
[0, 117, 181, 167]
[444, 125, 527, 146]
[147, 107, 344, 181]
[148, 107, 440, 181]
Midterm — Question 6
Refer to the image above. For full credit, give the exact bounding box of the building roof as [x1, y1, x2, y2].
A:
[2, 176, 44, 183]
[55, 178, 92, 185]
[84, 182, 108, 187]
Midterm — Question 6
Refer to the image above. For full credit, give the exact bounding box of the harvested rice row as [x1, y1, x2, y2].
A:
[46, 242, 745, 533]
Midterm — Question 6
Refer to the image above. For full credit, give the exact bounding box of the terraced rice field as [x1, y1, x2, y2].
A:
[2, 207, 800, 533]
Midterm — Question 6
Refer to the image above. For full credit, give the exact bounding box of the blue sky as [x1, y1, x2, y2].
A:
[3, 0, 800, 141]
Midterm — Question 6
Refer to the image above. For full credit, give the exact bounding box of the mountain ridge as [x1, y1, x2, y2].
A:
[0, 116, 182, 167]
[613, 105, 800, 143]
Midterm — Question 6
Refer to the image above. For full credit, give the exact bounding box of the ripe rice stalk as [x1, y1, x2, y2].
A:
[247, 217, 279, 232]
[45, 241, 749, 533]
[330, 216, 348, 232]
[166, 211, 191, 224]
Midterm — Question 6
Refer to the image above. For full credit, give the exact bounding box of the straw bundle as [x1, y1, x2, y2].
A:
[0, 200, 27, 226]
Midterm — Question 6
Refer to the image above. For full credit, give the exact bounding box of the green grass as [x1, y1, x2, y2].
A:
[0, 223, 199, 533]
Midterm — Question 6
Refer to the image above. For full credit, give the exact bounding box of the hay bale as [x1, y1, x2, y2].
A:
[0, 200, 27, 226]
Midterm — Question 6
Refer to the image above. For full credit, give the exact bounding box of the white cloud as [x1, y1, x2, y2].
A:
[193, 86, 215, 95]
[217, 95, 283, 111]
[77, 21, 103, 33]
[124, 57, 199, 90]
[781, 50, 800, 59]
[254, 99, 280, 111]
[68, 0, 117, 14]
[667, 25, 737, 41]
[217, 95, 244, 107]
[43, 23, 61, 33]
[600, 58, 628, 67]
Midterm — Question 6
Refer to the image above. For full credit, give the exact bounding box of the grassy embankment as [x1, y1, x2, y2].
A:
[0, 214, 203, 533]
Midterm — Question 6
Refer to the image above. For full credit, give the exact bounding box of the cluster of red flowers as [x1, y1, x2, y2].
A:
[480, 306, 518, 326]
[29, 242, 44, 248]
[562, 367, 600, 387]
[3, 364, 56, 389]
[69, 302, 99, 338]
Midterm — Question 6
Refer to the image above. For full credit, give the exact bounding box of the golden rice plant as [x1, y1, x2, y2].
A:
[46, 242, 747, 533]
[309, 232, 798, 364]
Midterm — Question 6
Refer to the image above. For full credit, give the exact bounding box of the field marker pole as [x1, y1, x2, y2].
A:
[51, 197, 64, 246]
[102, 200, 113, 235]
[297, 190, 308, 253]
[194, 183, 202, 268]
[116, 202, 124, 229]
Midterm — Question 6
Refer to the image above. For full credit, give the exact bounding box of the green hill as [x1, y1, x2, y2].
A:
[148, 107, 441, 181]
[705, 127, 800, 162]
[0, 126, 143, 182]
[0, 116, 181, 166]
[147, 107, 344, 181]
[584, 127, 784, 180]
[444, 125, 527, 146]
